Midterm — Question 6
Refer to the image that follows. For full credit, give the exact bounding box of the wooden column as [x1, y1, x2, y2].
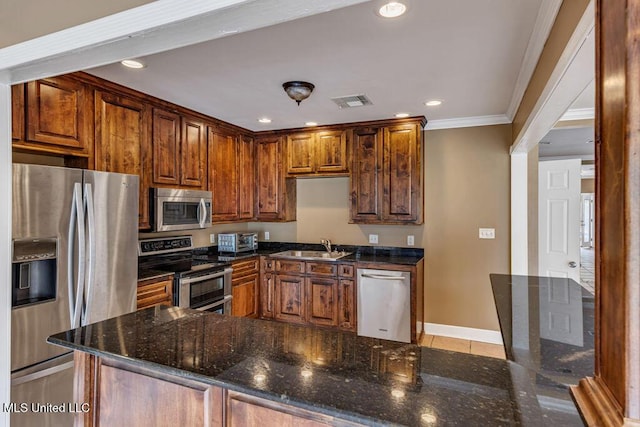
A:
[571, 0, 640, 425]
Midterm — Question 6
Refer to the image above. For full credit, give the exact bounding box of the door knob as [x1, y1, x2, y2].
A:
[569, 261, 578, 268]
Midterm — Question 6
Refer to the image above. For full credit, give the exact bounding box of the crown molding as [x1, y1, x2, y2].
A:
[559, 107, 595, 121]
[425, 114, 511, 131]
[506, 0, 563, 120]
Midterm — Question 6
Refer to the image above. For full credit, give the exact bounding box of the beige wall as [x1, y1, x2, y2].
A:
[424, 125, 511, 331]
[512, 0, 590, 140]
[582, 178, 595, 193]
[0, 0, 153, 48]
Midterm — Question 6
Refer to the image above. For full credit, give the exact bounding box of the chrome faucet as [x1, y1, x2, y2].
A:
[321, 238, 332, 253]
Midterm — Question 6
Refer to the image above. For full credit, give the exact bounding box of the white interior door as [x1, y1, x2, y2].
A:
[539, 159, 582, 282]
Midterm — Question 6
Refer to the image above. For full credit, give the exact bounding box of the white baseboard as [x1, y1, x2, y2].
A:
[423, 323, 504, 345]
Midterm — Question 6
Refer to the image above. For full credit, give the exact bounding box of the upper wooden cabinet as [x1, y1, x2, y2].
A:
[180, 116, 207, 189]
[152, 109, 207, 189]
[94, 90, 152, 229]
[286, 130, 348, 176]
[208, 127, 253, 222]
[152, 108, 180, 186]
[11, 84, 24, 141]
[255, 136, 296, 221]
[350, 119, 424, 224]
[13, 77, 92, 156]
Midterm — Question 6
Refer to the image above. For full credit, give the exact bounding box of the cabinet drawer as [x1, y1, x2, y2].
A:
[306, 262, 337, 277]
[232, 257, 260, 277]
[338, 264, 354, 278]
[137, 276, 173, 309]
[275, 259, 305, 275]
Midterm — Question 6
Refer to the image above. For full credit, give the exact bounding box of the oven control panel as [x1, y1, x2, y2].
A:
[139, 236, 193, 256]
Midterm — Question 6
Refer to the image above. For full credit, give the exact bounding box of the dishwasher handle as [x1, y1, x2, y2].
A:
[361, 273, 407, 281]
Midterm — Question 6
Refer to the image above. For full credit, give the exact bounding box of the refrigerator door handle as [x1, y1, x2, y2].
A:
[82, 183, 96, 325]
[68, 183, 85, 328]
[198, 198, 206, 228]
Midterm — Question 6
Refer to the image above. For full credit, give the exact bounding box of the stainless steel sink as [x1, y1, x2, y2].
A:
[270, 250, 352, 261]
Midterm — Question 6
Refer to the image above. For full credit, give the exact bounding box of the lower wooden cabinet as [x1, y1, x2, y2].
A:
[231, 257, 260, 318]
[75, 352, 363, 427]
[261, 258, 355, 331]
[137, 274, 173, 309]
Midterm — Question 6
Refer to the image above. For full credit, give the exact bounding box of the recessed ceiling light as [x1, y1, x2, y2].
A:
[395, 113, 410, 118]
[391, 389, 405, 398]
[378, 1, 407, 18]
[258, 117, 272, 124]
[305, 121, 318, 127]
[120, 59, 145, 69]
[425, 100, 442, 107]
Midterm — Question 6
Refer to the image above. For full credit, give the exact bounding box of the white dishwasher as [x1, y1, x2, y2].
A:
[357, 268, 411, 343]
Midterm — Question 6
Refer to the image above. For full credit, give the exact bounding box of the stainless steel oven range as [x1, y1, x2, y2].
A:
[138, 236, 232, 313]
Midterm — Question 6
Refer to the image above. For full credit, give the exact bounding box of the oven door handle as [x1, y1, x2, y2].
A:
[196, 295, 233, 312]
[198, 198, 207, 228]
[180, 268, 231, 285]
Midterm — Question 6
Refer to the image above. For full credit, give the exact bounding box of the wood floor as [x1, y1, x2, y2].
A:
[420, 334, 506, 359]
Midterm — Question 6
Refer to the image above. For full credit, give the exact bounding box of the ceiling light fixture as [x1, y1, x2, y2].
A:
[378, 1, 407, 18]
[425, 100, 442, 107]
[258, 117, 272, 124]
[121, 59, 145, 69]
[305, 121, 318, 127]
[283, 81, 315, 105]
[395, 113, 410, 118]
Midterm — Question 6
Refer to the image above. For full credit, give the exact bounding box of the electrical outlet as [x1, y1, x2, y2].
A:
[210, 233, 216, 244]
[264, 231, 270, 241]
[369, 234, 378, 244]
[407, 235, 415, 246]
[479, 228, 495, 239]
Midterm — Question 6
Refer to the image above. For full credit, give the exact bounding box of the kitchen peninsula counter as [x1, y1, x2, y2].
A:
[49, 307, 544, 426]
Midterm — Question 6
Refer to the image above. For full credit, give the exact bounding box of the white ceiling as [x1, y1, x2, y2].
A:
[86, 0, 545, 132]
[539, 126, 594, 158]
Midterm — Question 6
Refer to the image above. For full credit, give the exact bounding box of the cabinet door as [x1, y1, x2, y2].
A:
[350, 127, 382, 223]
[181, 116, 207, 188]
[274, 275, 305, 324]
[209, 127, 239, 222]
[260, 272, 275, 319]
[256, 137, 296, 221]
[306, 276, 338, 327]
[26, 77, 90, 152]
[152, 108, 180, 186]
[238, 135, 255, 219]
[338, 279, 356, 331]
[232, 273, 259, 318]
[382, 124, 422, 223]
[94, 91, 151, 229]
[286, 133, 314, 175]
[12, 84, 24, 141]
[315, 130, 348, 174]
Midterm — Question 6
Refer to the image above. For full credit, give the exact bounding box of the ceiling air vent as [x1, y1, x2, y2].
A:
[331, 94, 373, 109]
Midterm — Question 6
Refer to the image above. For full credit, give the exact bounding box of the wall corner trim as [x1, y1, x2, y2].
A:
[423, 323, 504, 345]
[425, 114, 510, 131]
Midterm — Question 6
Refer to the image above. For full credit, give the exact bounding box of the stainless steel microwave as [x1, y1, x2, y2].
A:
[151, 188, 212, 232]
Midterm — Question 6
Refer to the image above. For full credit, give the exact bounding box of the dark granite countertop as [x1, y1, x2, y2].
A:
[490, 274, 592, 426]
[49, 307, 543, 426]
[197, 242, 425, 266]
[137, 268, 175, 281]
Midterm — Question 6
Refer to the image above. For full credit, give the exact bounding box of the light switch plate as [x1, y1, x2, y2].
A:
[479, 228, 495, 239]
[407, 235, 415, 246]
[264, 231, 270, 240]
[210, 233, 216, 244]
[369, 234, 378, 244]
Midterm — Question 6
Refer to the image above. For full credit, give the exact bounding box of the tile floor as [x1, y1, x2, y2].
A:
[580, 247, 595, 294]
[420, 334, 506, 359]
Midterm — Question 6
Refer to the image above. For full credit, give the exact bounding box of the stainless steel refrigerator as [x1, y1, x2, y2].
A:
[11, 164, 139, 426]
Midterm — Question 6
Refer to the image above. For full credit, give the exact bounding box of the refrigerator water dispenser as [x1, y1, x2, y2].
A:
[12, 238, 57, 307]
